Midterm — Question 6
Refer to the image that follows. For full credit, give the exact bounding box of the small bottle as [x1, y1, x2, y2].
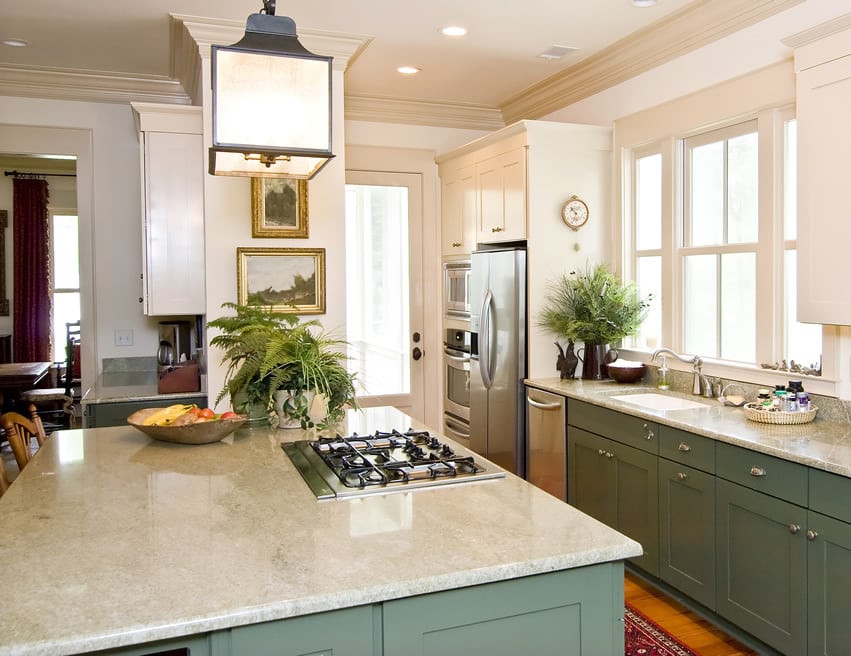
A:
[797, 391, 810, 412]
[657, 354, 670, 390]
[785, 386, 798, 412]
[773, 385, 786, 411]
[757, 389, 771, 411]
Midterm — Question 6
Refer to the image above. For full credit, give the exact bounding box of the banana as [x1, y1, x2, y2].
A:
[141, 404, 195, 426]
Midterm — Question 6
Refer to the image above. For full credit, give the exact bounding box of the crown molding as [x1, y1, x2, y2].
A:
[500, 0, 806, 124]
[781, 11, 851, 48]
[0, 65, 190, 105]
[344, 94, 505, 130]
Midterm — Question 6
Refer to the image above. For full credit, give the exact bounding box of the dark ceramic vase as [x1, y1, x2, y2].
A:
[577, 343, 619, 380]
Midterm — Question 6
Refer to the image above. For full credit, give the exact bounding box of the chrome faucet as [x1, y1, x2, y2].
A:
[650, 348, 710, 396]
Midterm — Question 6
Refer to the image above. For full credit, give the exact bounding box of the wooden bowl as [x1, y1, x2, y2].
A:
[127, 410, 247, 445]
[606, 362, 647, 384]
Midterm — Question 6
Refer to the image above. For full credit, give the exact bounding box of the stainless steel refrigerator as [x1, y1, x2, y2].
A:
[469, 246, 526, 476]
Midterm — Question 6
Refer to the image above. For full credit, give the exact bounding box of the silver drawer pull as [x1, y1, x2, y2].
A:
[677, 472, 688, 481]
[605, 451, 614, 459]
[807, 530, 818, 541]
[749, 466, 766, 477]
[678, 442, 691, 452]
[643, 424, 655, 440]
[789, 524, 800, 534]
[598, 449, 605, 456]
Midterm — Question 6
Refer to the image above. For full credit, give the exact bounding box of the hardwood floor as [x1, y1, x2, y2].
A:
[625, 570, 761, 656]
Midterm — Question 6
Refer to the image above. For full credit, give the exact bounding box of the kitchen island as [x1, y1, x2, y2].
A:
[0, 407, 640, 655]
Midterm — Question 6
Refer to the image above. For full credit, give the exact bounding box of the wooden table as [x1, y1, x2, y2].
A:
[0, 361, 51, 411]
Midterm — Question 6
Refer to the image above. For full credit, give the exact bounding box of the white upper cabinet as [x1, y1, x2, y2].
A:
[476, 147, 527, 243]
[131, 103, 206, 316]
[790, 18, 851, 325]
[440, 164, 477, 255]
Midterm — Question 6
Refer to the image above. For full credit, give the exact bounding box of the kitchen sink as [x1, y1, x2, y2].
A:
[608, 392, 711, 412]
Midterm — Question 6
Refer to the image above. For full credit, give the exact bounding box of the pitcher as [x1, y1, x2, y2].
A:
[576, 343, 619, 380]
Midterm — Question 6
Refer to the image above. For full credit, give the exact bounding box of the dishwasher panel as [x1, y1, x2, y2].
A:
[525, 387, 567, 501]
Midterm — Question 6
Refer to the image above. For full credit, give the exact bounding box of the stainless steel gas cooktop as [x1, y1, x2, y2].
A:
[282, 428, 505, 500]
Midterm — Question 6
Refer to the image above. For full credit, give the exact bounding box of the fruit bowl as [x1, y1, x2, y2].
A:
[127, 409, 247, 445]
[606, 360, 647, 384]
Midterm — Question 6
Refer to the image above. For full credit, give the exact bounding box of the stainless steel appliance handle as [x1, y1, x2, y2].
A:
[443, 348, 471, 363]
[527, 395, 562, 410]
[444, 417, 471, 440]
[479, 289, 494, 389]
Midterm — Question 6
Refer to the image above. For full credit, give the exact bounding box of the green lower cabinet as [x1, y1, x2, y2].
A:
[89, 636, 210, 655]
[807, 510, 851, 656]
[658, 459, 715, 610]
[716, 479, 807, 655]
[382, 563, 625, 656]
[568, 427, 659, 576]
[84, 395, 208, 428]
[215, 606, 377, 656]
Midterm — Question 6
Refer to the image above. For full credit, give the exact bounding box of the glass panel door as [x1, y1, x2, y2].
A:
[345, 171, 424, 419]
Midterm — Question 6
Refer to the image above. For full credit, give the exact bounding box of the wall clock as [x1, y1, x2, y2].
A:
[561, 195, 589, 231]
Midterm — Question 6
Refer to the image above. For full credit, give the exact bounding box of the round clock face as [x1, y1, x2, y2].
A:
[562, 196, 589, 230]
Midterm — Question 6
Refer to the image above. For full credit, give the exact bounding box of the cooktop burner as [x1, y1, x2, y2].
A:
[282, 428, 505, 500]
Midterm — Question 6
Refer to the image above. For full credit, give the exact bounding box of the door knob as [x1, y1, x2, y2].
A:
[412, 347, 423, 361]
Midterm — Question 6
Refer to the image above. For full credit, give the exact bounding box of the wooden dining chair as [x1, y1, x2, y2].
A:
[22, 320, 80, 430]
[3, 410, 46, 471]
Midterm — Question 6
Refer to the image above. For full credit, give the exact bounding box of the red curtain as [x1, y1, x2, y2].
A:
[12, 177, 51, 363]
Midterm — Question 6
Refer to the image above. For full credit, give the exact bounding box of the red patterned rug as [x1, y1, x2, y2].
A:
[625, 603, 701, 656]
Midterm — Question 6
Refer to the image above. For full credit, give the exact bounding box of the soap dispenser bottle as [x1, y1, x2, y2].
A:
[657, 354, 670, 390]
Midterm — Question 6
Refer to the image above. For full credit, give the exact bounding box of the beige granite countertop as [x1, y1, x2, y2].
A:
[0, 406, 640, 656]
[526, 377, 851, 478]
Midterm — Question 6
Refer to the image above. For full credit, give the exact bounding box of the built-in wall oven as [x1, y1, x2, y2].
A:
[444, 260, 471, 318]
[443, 328, 471, 447]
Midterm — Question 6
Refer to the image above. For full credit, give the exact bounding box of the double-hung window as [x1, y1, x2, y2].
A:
[625, 108, 823, 384]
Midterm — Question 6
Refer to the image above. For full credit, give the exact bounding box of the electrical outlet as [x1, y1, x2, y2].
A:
[115, 329, 134, 347]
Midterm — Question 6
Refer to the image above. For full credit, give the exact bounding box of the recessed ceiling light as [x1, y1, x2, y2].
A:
[1, 38, 30, 47]
[441, 26, 467, 37]
[397, 66, 421, 75]
[631, 0, 657, 6]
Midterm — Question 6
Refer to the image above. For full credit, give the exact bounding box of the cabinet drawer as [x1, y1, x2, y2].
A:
[716, 442, 807, 506]
[659, 426, 715, 474]
[568, 400, 658, 454]
[810, 468, 851, 523]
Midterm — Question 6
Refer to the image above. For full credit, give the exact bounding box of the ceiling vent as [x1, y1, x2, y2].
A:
[537, 45, 579, 61]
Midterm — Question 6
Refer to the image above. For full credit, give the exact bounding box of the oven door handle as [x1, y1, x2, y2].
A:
[443, 348, 471, 363]
[444, 416, 471, 440]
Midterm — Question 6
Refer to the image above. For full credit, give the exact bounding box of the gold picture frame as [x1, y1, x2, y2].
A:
[236, 247, 325, 314]
[251, 178, 309, 238]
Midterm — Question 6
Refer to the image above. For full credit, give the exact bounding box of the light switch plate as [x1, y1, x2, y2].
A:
[114, 329, 133, 346]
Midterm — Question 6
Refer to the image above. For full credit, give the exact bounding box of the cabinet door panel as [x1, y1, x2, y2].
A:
[615, 443, 658, 576]
[807, 510, 851, 656]
[383, 565, 624, 656]
[567, 427, 616, 528]
[716, 479, 807, 654]
[659, 459, 715, 609]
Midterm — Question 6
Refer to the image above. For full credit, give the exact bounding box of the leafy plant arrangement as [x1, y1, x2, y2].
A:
[537, 263, 652, 344]
[208, 302, 358, 429]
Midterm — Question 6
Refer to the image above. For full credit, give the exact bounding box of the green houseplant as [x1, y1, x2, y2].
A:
[537, 263, 651, 379]
[208, 302, 358, 429]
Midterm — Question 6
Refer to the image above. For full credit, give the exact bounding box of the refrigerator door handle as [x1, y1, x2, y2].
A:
[479, 289, 494, 389]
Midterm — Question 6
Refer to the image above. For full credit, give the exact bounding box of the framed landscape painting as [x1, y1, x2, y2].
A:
[236, 247, 325, 314]
[251, 178, 309, 238]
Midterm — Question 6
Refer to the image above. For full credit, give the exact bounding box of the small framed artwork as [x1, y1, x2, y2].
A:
[251, 178, 309, 238]
[236, 247, 325, 314]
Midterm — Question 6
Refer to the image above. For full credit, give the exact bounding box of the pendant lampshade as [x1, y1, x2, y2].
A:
[209, 1, 334, 180]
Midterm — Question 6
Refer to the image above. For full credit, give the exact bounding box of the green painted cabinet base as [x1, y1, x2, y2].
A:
[84, 395, 207, 428]
[807, 510, 851, 655]
[383, 563, 625, 656]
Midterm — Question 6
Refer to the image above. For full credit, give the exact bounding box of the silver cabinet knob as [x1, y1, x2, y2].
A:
[678, 442, 691, 452]
[598, 449, 605, 456]
[749, 466, 766, 477]
[789, 524, 801, 534]
[677, 472, 688, 481]
[807, 529, 818, 541]
[643, 424, 655, 440]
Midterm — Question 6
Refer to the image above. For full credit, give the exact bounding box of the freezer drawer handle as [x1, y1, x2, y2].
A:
[527, 396, 562, 410]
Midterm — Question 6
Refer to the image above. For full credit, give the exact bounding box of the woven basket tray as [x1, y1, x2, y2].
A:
[744, 402, 818, 425]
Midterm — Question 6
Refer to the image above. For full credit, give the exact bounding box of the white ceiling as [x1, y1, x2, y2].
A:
[0, 0, 818, 128]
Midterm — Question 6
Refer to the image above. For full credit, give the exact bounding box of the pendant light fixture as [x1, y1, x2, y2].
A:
[209, 0, 334, 180]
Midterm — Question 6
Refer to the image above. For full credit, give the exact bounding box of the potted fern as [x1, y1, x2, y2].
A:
[208, 302, 358, 429]
[537, 263, 651, 379]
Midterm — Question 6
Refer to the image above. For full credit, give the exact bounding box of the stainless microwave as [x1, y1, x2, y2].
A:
[444, 260, 471, 318]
